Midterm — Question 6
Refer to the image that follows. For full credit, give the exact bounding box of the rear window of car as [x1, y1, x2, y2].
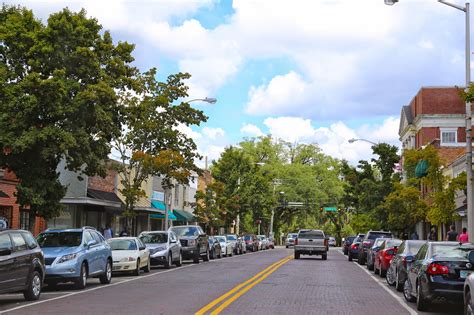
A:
[244, 235, 252, 240]
[227, 235, 237, 241]
[385, 239, 402, 248]
[407, 242, 424, 254]
[298, 230, 324, 239]
[431, 244, 467, 259]
[368, 232, 392, 240]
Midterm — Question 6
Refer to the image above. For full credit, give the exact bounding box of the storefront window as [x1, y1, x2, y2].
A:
[48, 208, 76, 229]
[19, 210, 30, 231]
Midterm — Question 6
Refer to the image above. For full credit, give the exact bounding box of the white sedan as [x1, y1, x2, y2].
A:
[108, 237, 150, 276]
[215, 236, 233, 257]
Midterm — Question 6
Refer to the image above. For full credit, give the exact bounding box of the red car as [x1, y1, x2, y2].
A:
[374, 239, 402, 277]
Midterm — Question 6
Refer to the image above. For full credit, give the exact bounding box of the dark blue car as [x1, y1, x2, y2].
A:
[348, 234, 365, 262]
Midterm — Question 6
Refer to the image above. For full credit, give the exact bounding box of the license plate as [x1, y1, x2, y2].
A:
[461, 270, 472, 279]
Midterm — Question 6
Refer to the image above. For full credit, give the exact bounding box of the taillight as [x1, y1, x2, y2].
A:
[351, 244, 359, 250]
[324, 239, 328, 247]
[294, 238, 298, 245]
[427, 263, 449, 276]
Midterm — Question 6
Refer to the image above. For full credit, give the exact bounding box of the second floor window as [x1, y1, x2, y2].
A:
[441, 128, 457, 145]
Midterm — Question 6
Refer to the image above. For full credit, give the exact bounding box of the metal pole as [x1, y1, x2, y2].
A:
[465, 3, 474, 240]
[164, 187, 169, 230]
[270, 183, 275, 238]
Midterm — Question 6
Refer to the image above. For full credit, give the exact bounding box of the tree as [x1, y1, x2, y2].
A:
[0, 6, 138, 226]
[113, 69, 207, 228]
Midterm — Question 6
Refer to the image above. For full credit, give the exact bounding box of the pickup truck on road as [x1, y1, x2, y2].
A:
[294, 229, 328, 260]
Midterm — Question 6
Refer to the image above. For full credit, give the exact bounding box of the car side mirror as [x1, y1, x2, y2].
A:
[469, 251, 474, 264]
[405, 255, 415, 263]
[200, 233, 207, 237]
[170, 239, 177, 244]
[86, 240, 96, 248]
[0, 248, 12, 256]
[139, 246, 146, 250]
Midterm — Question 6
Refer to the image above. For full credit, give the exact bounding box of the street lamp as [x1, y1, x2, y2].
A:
[385, 0, 474, 245]
[187, 97, 217, 104]
[347, 138, 377, 145]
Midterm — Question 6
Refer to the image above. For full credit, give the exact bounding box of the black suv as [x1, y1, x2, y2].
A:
[0, 229, 45, 300]
[358, 230, 393, 265]
[169, 225, 209, 263]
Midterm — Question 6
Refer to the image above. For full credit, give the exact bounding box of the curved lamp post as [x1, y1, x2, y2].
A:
[348, 138, 377, 145]
[187, 97, 217, 104]
[385, 0, 474, 245]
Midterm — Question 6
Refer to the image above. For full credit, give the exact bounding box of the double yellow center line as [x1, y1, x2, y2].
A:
[195, 255, 293, 315]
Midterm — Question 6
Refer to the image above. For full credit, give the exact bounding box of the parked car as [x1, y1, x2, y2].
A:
[108, 237, 150, 275]
[267, 237, 275, 249]
[227, 234, 241, 254]
[37, 227, 112, 289]
[328, 236, 336, 247]
[358, 230, 393, 265]
[208, 236, 222, 259]
[294, 229, 328, 260]
[169, 225, 209, 263]
[403, 241, 470, 311]
[366, 238, 388, 271]
[348, 234, 365, 262]
[342, 236, 356, 255]
[373, 239, 402, 277]
[285, 233, 298, 248]
[139, 231, 182, 268]
[257, 235, 268, 250]
[386, 240, 425, 291]
[0, 229, 45, 301]
[236, 237, 247, 254]
[243, 234, 258, 252]
[215, 236, 233, 257]
[463, 251, 474, 315]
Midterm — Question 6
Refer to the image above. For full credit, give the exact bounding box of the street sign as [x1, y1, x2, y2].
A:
[324, 207, 338, 212]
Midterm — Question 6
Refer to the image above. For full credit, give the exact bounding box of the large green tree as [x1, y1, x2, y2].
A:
[0, 6, 138, 224]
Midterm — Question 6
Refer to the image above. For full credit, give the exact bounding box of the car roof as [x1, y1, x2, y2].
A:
[42, 228, 85, 233]
[109, 237, 137, 241]
[140, 231, 167, 234]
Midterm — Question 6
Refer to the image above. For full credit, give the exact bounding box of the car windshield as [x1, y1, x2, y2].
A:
[37, 232, 82, 248]
[385, 239, 402, 248]
[431, 244, 468, 259]
[171, 226, 199, 237]
[374, 239, 385, 247]
[227, 235, 237, 240]
[368, 232, 392, 240]
[109, 239, 137, 251]
[346, 237, 355, 243]
[299, 230, 324, 239]
[139, 233, 167, 244]
[244, 235, 252, 240]
[216, 236, 226, 242]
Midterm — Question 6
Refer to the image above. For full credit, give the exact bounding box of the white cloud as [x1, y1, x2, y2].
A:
[202, 127, 225, 140]
[240, 123, 264, 137]
[264, 117, 315, 143]
[419, 39, 434, 50]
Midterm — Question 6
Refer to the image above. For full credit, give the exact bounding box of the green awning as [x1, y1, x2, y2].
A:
[415, 160, 429, 178]
[173, 209, 195, 223]
[150, 210, 177, 220]
[151, 200, 166, 210]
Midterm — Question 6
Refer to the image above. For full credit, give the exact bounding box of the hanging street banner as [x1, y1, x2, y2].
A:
[324, 207, 338, 212]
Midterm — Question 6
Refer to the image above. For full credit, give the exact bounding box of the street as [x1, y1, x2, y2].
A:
[0, 247, 463, 315]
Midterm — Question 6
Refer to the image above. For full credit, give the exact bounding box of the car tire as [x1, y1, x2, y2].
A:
[348, 253, 353, 262]
[380, 268, 386, 278]
[211, 249, 216, 260]
[23, 270, 42, 301]
[99, 259, 112, 284]
[74, 263, 88, 290]
[395, 270, 403, 292]
[358, 255, 365, 265]
[175, 252, 183, 267]
[143, 257, 151, 273]
[416, 282, 428, 311]
[203, 248, 210, 262]
[294, 251, 300, 259]
[193, 249, 200, 264]
[374, 265, 379, 275]
[286, 245, 289, 248]
[386, 267, 395, 286]
[403, 279, 415, 302]
[165, 254, 172, 269]
[465, 291, 473, 315]
[133, 259, 141, 276]
[322, 253, 327, 260]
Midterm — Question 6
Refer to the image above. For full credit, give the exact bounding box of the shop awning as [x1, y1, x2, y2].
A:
[173, 209, 195, 223]
[150, 209, 177, 220]
[151, 200, 166, 210]
[415, 160, 429, 178]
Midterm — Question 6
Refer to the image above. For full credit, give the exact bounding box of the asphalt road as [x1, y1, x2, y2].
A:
[0, 247, 465, 314]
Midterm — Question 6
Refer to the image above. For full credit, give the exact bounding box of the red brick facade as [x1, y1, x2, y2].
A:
[88, 168, 117, 192]
[410, 87, 464, 116]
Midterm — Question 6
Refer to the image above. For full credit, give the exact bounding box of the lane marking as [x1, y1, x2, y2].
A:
[195, 255, 292, 315]
[209, 257, 292, 315]
[0, 249, 284, 314]
[336, 251, 417, 315]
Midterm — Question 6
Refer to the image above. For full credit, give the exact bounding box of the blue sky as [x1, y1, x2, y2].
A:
[6, 0, 468, 164]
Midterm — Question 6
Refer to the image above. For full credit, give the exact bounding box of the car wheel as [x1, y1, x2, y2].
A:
[210, 249, 216, 260]
[143, 256, 151, 273]
[193, 248, 200, 264]
[23, 271, 42, 301]
[386, 267, 395, 286]
[380, 268, 386, 278]
[74, 263, 88, 289]
[416, 282, 428, 311]
[465, 291, 473, 315]
[165, 254, 172, 269]
[99, 259, 112, 284]
[133, 259, 141, 276]
[374, 264, 379, 275]
[286, 245, 289, 248]
[348, 253, 353, 261]
[175, 252, 183, 267]
[403, 279, 415, 302]
[322, 253, 327, 260]
[203, 248, 210, 262]
[294, 251, 300, 259]
[358, 256, 365, 265]
[395, 270, 403, 292]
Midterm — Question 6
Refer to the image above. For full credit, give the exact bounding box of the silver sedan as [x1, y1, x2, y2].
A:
[139, 231, 182, 269]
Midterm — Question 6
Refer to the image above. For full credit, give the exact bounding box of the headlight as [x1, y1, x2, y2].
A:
[120, 257, 137, 262]
[188, 239, 196, 246]
[57, 253, 78, 264]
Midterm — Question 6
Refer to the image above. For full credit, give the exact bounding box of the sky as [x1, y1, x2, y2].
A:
[5, 0, 469, 165]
